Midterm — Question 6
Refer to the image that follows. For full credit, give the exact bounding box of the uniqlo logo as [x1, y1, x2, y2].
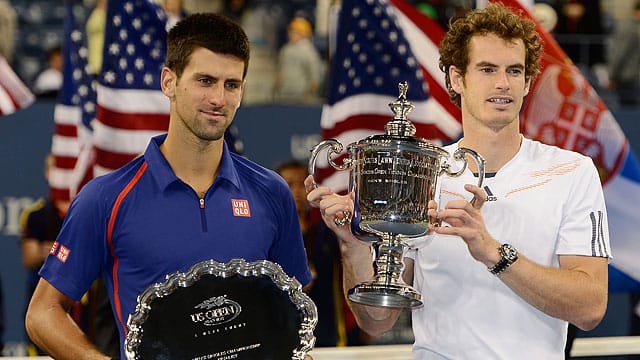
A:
[57, 245, 70, 263]
[231, 199, 251, 217]
[49, 241, 59, 255]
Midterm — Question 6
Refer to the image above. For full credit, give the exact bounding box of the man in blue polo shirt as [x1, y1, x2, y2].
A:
[25, 13, 312, 359]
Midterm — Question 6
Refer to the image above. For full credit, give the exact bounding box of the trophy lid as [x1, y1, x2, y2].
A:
[385, 81, 417, 137]
[349, 81, 447, 157]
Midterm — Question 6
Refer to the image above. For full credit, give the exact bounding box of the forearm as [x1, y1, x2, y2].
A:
[26, 303, 109, 360]
[339, 236, 401, 336]
[430, 184, 609, 331]
[303, 176, 403, 335]
[26, 280, 111, 360]
[497, 255, 608, 330]
[26, 307, 109, 359]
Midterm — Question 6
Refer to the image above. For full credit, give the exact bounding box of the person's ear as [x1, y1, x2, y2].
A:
[160, 67, 176, 98]
[524, 77, 532, 97]
[236, 79, 246, 109]
[449, 66, 464, 94]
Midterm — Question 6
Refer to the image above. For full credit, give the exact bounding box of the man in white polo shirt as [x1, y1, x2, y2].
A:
[306, 3, 610, 359]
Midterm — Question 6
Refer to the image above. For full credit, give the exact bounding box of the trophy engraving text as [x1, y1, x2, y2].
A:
[191, 295, 242, 327]
[191, 343, 262, 360]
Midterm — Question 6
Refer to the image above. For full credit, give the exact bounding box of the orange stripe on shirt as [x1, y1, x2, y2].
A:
[505, 179, 551, 197]
[106, 161, 148, 338]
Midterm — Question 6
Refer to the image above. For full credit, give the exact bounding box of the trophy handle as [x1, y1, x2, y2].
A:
[308, 139, 352, 188]
[308, 139, 353, 226]
[442, 147, 486, 189]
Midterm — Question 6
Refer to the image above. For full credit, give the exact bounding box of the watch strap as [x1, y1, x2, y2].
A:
[488, 244, 518, 275]
[489, 257, 511, 275]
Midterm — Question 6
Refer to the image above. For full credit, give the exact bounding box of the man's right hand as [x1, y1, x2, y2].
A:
[304, 175, 354, 235]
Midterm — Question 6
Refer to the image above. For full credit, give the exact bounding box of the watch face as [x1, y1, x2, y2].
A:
[501, 244, 518, 261]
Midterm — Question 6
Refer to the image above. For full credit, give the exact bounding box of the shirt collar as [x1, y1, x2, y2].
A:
[144, 133, 241, 192]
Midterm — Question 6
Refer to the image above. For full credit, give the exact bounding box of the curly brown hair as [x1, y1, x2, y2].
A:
[438, 3, 542, 107]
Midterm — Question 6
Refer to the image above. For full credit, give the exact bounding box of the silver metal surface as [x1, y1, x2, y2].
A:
[124, 258, 317, 360]
[348, 234, 421, 308]
[308, 82, 486, 309]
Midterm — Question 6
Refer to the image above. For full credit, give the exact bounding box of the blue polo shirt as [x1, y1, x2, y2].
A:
[39, 134, 311, 355]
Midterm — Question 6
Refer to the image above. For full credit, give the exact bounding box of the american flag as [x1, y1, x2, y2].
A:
[49, 1, 97, 201]
[498, 0, 640, 290]
[0, 54, 35, 117]
[317, 0, 462, 192]
[94, 0, 169, 177]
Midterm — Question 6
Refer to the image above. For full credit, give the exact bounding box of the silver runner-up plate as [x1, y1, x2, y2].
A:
[124, 258, 317, 360]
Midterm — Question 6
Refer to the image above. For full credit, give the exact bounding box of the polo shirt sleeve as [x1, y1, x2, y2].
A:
[39, 180, 111, 301]
[556, 157, 611, 259]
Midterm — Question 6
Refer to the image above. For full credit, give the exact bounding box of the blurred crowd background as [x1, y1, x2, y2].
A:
[0, 0, 638, 109]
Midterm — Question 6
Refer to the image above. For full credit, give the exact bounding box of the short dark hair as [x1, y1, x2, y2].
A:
[439, 3, 542, 107]
[165, 13, 250, 78]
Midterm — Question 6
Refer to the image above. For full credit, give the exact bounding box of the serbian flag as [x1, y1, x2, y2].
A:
[94, 0, 170, 177]
[498, 0, 640, 290]
[0, 54, 35, 116]
[317, 0, 462, 192]
[49, 0, 97, 201]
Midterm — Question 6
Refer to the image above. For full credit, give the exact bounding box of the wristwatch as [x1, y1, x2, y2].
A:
[488, 243, 519, 275]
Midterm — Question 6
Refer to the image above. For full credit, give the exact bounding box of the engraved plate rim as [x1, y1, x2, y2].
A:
[124, 258, 317, 360]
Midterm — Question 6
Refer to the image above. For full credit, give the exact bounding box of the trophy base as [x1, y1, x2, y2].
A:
[348, 282, 422, 308]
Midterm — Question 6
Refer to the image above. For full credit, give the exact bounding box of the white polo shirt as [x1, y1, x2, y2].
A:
[406, 137, 611, 359]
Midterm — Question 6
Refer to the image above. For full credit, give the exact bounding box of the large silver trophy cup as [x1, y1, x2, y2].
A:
[308, 82, 485, 308]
